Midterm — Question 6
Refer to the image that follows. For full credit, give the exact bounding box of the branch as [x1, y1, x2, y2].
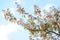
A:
[46, 29, 60, 36]
[25, 26, 60, 36]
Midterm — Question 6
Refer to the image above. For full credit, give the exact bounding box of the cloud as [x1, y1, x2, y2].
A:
[0, 23, 20, 40]
[0, 22, 30, 40]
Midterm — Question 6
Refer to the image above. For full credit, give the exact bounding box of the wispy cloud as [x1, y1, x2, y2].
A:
[0, 23, 20, 40]
[0, 22, 29, 40]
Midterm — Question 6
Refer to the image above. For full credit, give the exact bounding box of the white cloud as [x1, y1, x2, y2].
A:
[0, 22, 30, 40]
[0, 23, 20, 40]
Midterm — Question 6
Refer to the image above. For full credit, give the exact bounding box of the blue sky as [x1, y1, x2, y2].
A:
[0, 0, 60, 40]
[0, 0, 60, 25]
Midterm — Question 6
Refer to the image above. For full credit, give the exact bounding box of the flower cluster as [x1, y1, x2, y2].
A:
[2, 2, 60, 40]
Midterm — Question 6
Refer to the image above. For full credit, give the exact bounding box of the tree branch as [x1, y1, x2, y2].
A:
[25, 27, 60, 36]
[46, 29, 60, 36]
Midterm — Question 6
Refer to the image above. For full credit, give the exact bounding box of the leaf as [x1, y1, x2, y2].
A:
[53, 21, 58, 25]
[17, 20, 21, 25]
[21, 8, 25, 14]
[9, 17, 13, 22]
[34, 17, 37, 19]
[9, 17, 16, 22]
[43, 33, 47, 39]
[37, 9, 41, 14]
[29, 30, 35, 35]
[45, 14, 52, 18]
[14, 17, 17, 20]
[53, 26, 57, 31]
[54, 13, 58, 17]
[17, 8, 21, 13]
[34, 5, 38, 10]
[49, 24, 53, 31]
[58, 26, 60, 35]
[39, 31, 43, 37]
